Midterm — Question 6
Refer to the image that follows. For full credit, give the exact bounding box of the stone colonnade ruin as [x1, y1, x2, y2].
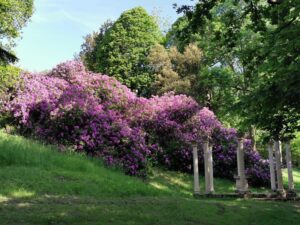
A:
[192, 138, 295, 197]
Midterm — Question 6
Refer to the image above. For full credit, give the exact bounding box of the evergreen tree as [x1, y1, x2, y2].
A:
[94, 7, 163, 96]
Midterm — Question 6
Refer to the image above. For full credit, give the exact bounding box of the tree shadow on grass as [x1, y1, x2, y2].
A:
[1, 194, 300, 225]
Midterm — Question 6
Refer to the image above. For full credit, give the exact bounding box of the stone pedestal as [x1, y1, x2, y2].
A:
[234, 175, 249, 195]
[192, 144, 200, 195]
[203, 140, 214, 194]
[234, 175, 242, 191]
[285, 141, 294, 191]
[268, 141, 276, 191]
[274, 140, 284, 192]
[236, 138, 248, 193]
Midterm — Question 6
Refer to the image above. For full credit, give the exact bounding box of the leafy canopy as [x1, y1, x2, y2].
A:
[94, 7, 163, 96]
[78, 20, 114, 71]
[147, 43, 202, 95]
[0, 0, 34, 64]
[173, 0, 300, 139]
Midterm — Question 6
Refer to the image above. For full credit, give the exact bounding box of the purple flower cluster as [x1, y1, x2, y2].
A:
[4, 61, 270, 185]
[212, 128, 270, 186]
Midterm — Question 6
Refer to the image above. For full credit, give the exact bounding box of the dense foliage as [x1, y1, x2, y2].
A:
[3, 61, 269, 186]
[0, 64, 21, 126]
[0, 0, 34, 64]
[240, 0, 300, 140]
[174, 0, 300, 141]
[0, 64, 20, 97]
[78, 19, 114, 71]
[147, 43, 202, 96]
[90, 7, 163, 96]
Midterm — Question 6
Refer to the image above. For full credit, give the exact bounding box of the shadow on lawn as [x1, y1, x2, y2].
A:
[147, 168, 238, 197]
[1, 194, 300, 225]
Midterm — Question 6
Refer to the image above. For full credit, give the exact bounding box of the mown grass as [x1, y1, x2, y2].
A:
[0, 130, 300, 225]
[283, 168, 300, 191]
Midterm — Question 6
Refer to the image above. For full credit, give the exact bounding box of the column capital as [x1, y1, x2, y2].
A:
[201, 136, 210, 143]
[191, 142, 198, 148]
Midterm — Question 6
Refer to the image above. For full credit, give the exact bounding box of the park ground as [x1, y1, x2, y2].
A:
[0, 130, 300, 225]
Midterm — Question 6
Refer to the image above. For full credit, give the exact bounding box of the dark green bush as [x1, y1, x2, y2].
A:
[0, 65, 21, 128]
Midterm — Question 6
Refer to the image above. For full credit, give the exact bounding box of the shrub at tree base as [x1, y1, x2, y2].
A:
[4, 61, 270, 186]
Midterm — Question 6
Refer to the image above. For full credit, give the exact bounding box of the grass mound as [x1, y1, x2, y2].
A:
[0, 130, 299, 225]
[0, 130, 160, 198]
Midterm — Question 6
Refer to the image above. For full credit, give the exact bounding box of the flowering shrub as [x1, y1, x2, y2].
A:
[212, 128, 270, 186]
[4, 61, 270, 186]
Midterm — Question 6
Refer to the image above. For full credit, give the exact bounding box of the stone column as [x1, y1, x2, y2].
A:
[192, 144, 200, 195]
[203, 139, 214, 194]
[236, 138, 248, 193]
[208, 143, 214, 193]
[268, 140, 276, 191]
[274, 140, 284, 192]
[285, 141, 294, 191]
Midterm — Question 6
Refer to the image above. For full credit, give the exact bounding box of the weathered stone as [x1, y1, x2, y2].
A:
[192, 144, 200, 194]
[203, 139, 214, 194]
[274, 140, 284, 192]
[285, 141, 294, 191]
[268, 141, 276, 191]
[236, 138, 248, 193]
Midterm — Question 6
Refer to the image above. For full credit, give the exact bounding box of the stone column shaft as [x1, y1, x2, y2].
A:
[268, 141, 276, 191]
[192, 144, 200, 194]
[285, 141, 294, 191]
[274, 140, 284, 191]
[237, 139, 242, 177]
[237, 138, 248, 193]
[203, 140, 214, 194]
[208, 144, 214, 193]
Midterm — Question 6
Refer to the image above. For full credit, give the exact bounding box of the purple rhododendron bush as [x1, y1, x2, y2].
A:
[3, 61, 270, 186]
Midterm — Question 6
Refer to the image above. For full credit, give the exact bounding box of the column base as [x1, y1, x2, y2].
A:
[275, 189, 286, 198]
[205, 191, 215, 196]
[193, 192, 201, 197]
[234, 175, 249, 193]
[235, 190, 251, 195]
[287, 190, 297, 198]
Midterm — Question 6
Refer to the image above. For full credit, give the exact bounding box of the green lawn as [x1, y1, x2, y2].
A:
[0, 130, 299, 225]
[283, 168, 300, 191]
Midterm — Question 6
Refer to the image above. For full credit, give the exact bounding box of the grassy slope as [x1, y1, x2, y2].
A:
[0, 131, 299, 225]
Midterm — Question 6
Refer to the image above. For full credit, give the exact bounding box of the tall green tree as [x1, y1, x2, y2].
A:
[0, 0, 34, 64]
[94, 7, 163, 96]
[170, 1, 260, 126]
[174, 0, 300, 140]
[240, 0, 300, 140]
